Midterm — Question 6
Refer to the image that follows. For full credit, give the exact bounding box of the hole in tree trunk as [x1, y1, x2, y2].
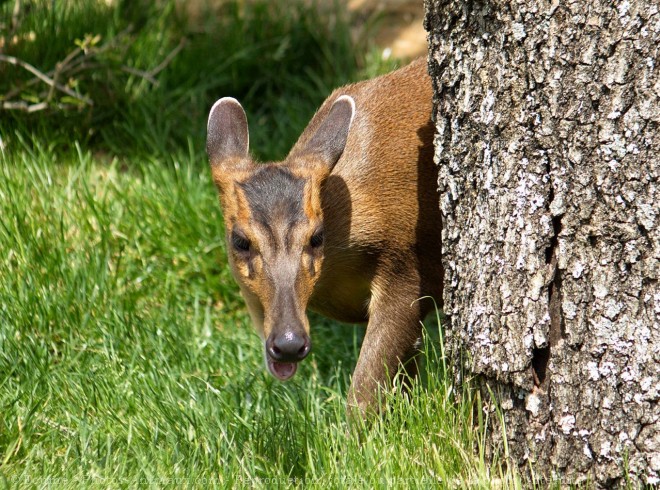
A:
[532, 346, 550, 386]
[536, 214, 563, 387]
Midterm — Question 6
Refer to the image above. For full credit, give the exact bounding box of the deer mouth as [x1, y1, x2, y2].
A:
[267, 357, 298, 381]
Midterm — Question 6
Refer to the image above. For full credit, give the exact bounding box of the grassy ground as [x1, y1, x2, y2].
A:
[0, 0, 520, 487]
[0, 145, 514, 488]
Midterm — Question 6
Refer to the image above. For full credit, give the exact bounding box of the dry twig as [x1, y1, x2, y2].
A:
[0, 54, 93, 107]
[0, 31, 187, 113]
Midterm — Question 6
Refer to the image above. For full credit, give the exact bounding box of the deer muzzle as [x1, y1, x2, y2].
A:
[263, 284, 311, 381]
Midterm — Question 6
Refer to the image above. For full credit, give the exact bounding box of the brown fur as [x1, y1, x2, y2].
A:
[207, 58, 442, 416]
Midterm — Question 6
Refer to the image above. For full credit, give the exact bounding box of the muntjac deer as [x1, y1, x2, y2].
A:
[207, 58, 442, 416]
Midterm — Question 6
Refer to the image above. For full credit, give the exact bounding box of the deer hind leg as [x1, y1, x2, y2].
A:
[347, 273, 425, 418]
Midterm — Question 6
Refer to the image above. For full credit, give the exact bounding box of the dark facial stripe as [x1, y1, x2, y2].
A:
[239, 166, 307, 232]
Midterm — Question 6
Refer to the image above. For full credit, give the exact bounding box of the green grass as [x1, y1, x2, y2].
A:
[0, 143, 520, 488]
[1, 0, 521, 487]
[0, 0, 395, 160]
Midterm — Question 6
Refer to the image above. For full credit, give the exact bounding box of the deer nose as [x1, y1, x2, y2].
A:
[266, 331, 311, 362]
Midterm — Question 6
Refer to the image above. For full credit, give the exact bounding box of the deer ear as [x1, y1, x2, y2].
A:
[297, 95, 355, 171]
[207, 97, 249, 165]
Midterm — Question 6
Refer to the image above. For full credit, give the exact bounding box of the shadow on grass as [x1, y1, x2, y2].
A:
[0, 0, 394, 161]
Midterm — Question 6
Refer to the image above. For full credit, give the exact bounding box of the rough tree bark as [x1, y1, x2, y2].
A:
[424, 0, 659, 486]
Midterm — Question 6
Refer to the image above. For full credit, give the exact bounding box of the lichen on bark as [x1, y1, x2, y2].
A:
[424, 0, 659, 485]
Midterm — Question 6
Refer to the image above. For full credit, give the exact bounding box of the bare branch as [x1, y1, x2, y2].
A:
[2, 100, 48, 112]
[47, 47, 82, 102]
[0, 54, 59, 89]
[120, 65, 158, 85]
[1, 29, 182, 114]
[119, 38, 187, 86]
[148, 37, 187, 78]
[0, 54, 93, 106]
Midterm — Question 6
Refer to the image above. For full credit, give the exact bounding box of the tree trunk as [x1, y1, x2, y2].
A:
[424, 0, 659, 486]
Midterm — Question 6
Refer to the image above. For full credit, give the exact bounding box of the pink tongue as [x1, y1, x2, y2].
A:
[270, 360, 297, 380]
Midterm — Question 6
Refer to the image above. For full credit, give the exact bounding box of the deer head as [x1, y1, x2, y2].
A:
[207, 95, 355, 380]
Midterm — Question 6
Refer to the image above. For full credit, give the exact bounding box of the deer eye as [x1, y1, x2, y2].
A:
[310, 229, 324, 248]
[231, 231, 251, 252]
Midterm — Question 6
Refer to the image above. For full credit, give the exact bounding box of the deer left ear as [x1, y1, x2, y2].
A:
[207, 97, 250, 166]
[294, 95, 355, 172]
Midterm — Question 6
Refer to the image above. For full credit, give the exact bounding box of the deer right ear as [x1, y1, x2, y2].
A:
[301, 95, 355, 171]
[207, 97, 249, 165]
